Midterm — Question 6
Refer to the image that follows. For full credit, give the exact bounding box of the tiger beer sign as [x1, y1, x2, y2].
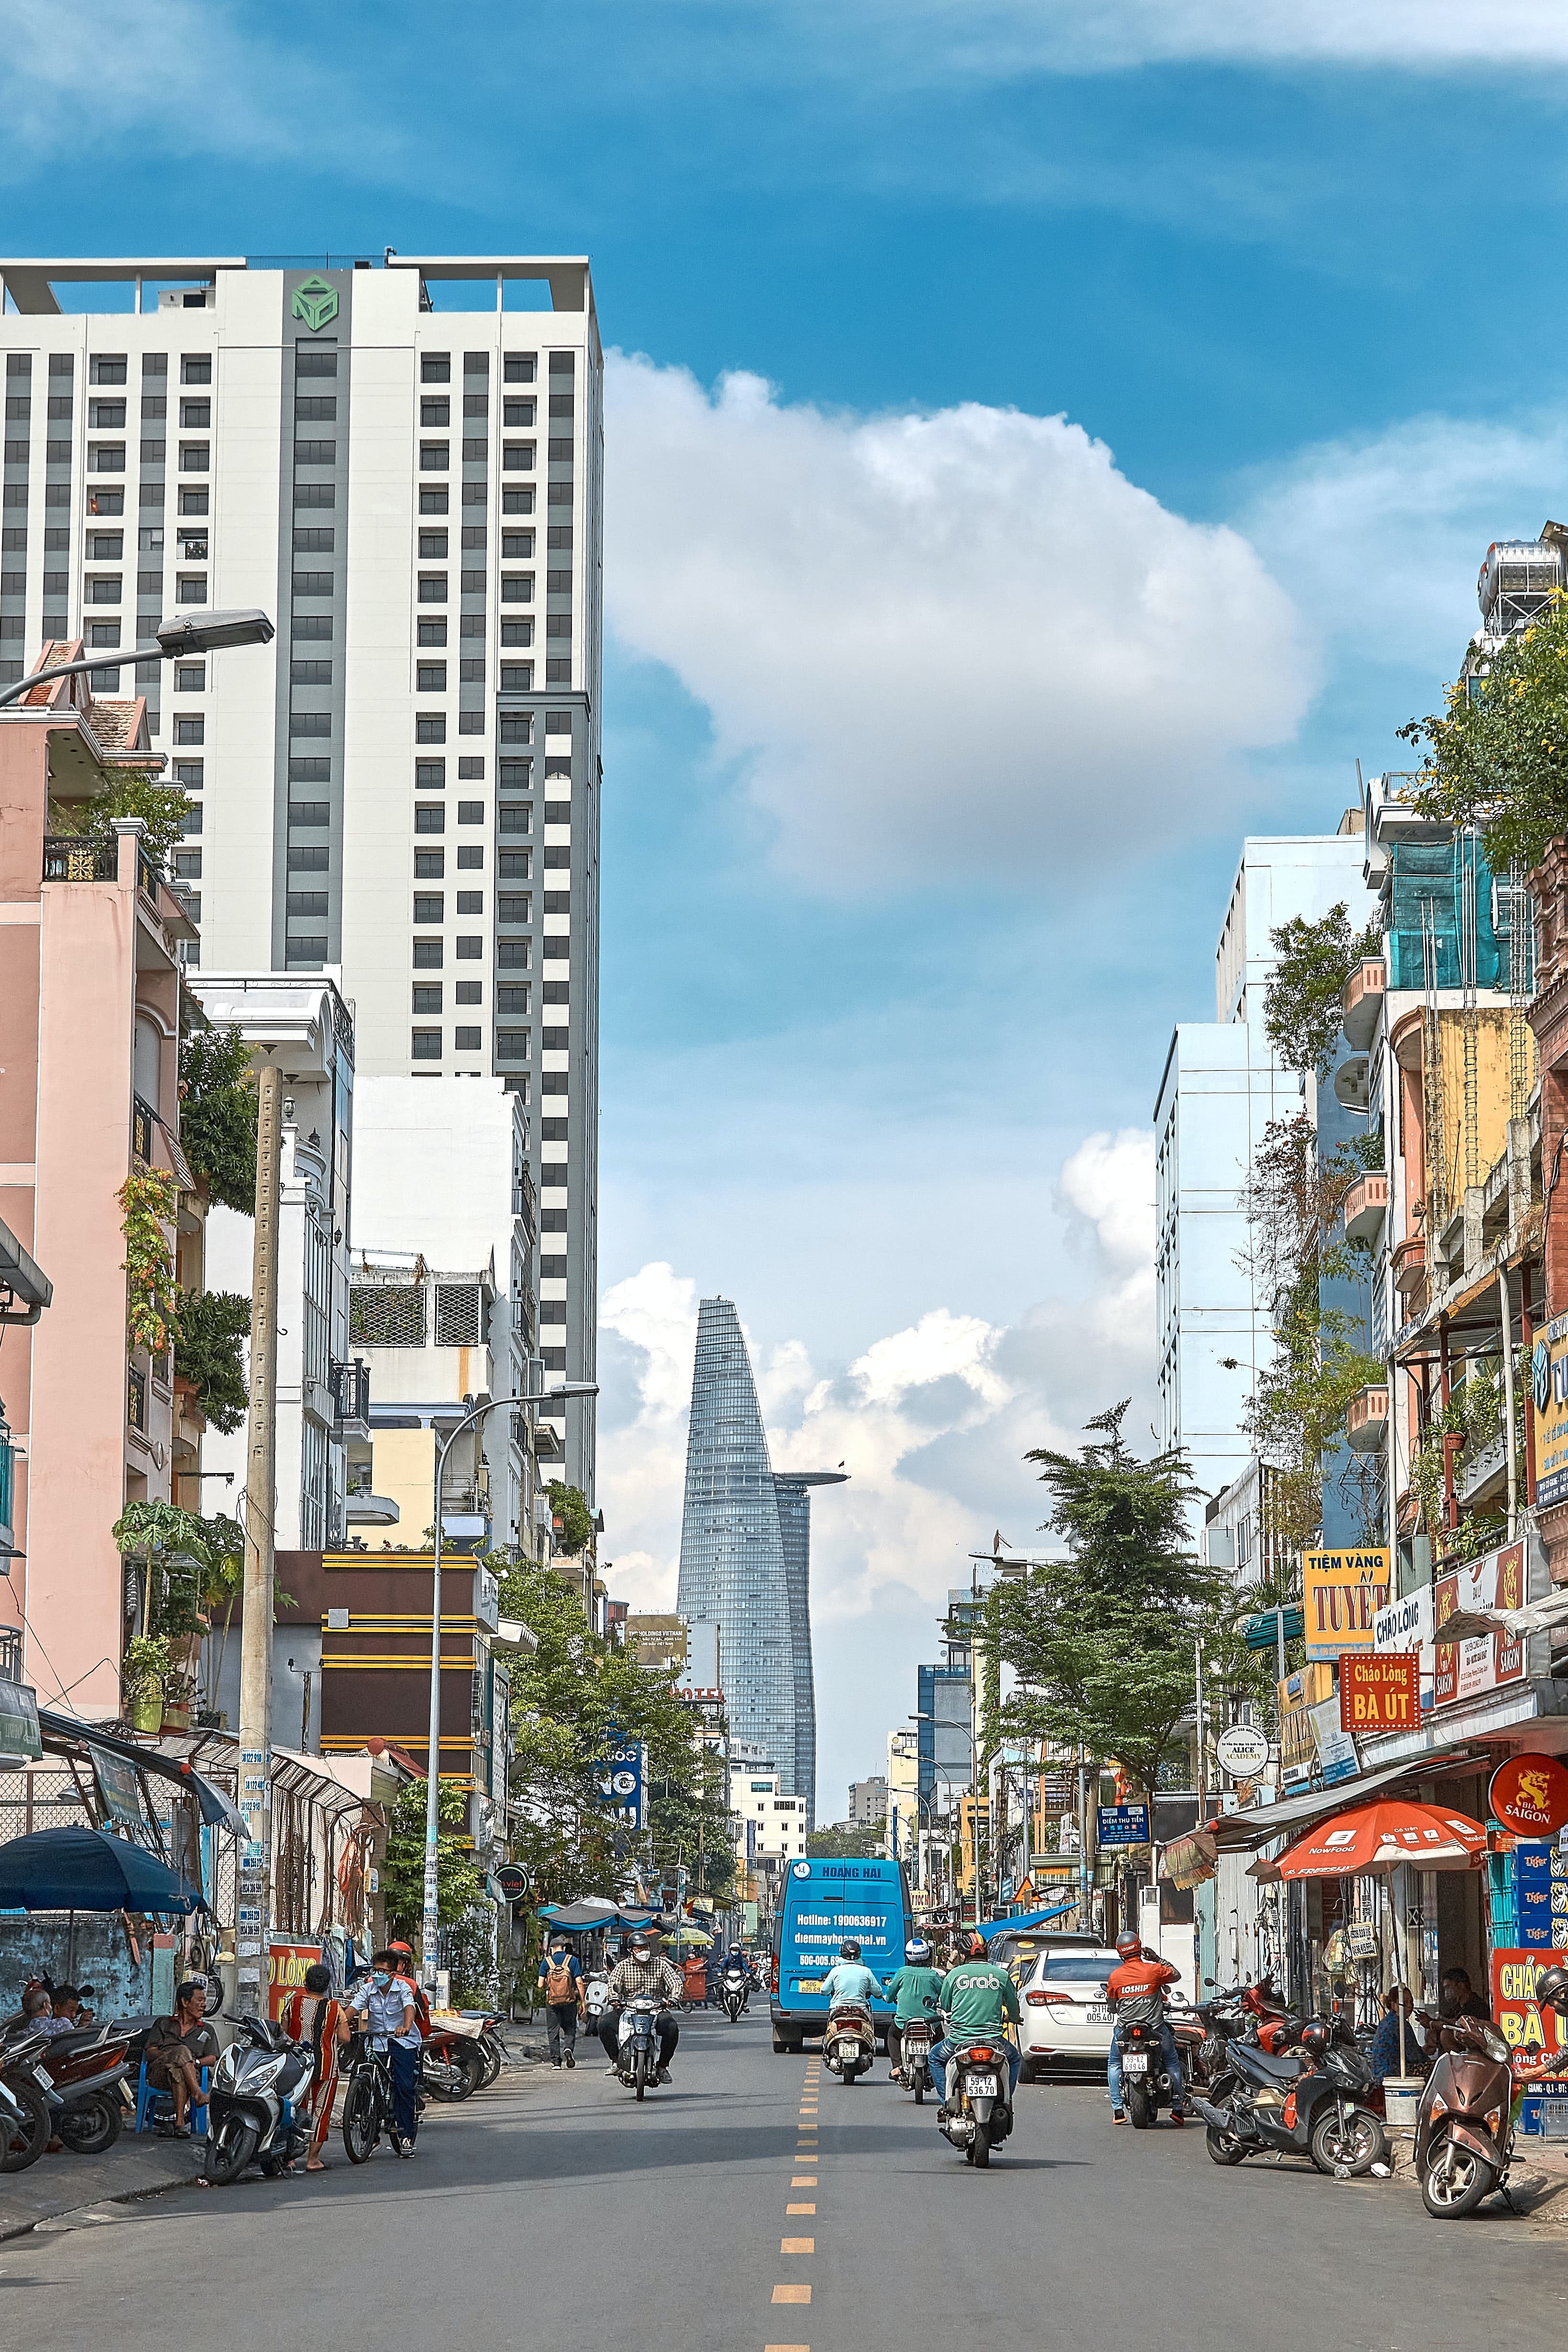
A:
[1339, 1651, 1419, 1735]
[1303, 1548, 1391, 1662]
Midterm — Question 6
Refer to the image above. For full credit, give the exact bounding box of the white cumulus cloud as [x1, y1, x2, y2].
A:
[604, 354, 1313, 890]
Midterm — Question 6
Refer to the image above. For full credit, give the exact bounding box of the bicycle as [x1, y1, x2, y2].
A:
[341, 2034, 401, 2163]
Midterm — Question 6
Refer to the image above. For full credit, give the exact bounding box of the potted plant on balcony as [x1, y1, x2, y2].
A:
[121, 1634, 170, 1733]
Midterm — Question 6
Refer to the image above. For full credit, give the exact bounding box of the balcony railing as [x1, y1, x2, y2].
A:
[132, 1094, 155, 1164]
[127, 1364, 147, 1431]
[42, 836, 116, 882]
[0, 1625, 21, 1684]
[329, 1357, 371, 1427]
[138, 847, 159, 902]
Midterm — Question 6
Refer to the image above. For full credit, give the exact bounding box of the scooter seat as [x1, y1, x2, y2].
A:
[1233, 2043, 1301, 2081]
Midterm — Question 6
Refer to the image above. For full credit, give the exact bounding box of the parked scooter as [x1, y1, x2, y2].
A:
[896, 2014, 935, 2104]
[35, 2022, 133, 2155]
[583, 1970, 612, 2031]
[823, 1998, 875, 2085]
[422, 2015, 487, 2102]
[937, 2037, 1015, 2167]
[1189, 2016, 1387, 2175]
[203, 2011, 316, 2185]
[1413, 2011, 1520, 2217]
[0, 2016, 56, 2173]
[458, 2009, 509, 2086]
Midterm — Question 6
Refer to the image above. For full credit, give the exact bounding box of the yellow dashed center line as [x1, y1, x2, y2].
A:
[781, 2237, 815, 2254]
[791, 2176, 817, 2187]
[786, 2203, 815, 2214]
[772, 2286, 811, 2305]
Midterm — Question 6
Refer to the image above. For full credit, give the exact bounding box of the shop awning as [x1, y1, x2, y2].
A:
[974, 1902, 1078, 1939]
[1162, 1828, 1219, 1889]
[1207, 1761, 1428, 1851]
[37, 1708, 244, 1834]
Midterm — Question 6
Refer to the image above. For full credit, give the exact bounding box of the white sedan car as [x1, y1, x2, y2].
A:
[1015, 1943, 1119, 2081]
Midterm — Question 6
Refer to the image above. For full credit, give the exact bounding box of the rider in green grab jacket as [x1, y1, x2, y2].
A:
[881, 1937, 944, 2078]
[933, 1931, 1022, 2104]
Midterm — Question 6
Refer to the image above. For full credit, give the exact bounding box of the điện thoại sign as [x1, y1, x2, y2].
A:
[1303, 1549, 1390, 1662]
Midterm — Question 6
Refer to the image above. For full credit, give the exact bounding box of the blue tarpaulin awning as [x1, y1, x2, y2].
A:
[974, 1901, 1079, 1940]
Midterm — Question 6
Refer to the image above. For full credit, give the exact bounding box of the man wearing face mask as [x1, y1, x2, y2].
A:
[347, 1949, 423, 2156]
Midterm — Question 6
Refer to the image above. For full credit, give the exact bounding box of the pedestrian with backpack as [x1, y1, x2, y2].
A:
[538, 1935, 584, 2067]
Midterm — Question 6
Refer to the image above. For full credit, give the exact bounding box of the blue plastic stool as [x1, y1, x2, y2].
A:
[134, 2059, 210, 2137]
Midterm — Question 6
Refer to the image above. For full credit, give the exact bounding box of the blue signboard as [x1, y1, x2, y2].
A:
[598, 1740, 644, 1828]
[1097, 1803, 1150, 1848]
[1517, 1844, 1555, 1948]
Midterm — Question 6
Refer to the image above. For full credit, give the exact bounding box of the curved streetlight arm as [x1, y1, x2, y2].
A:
[0, 611, 275, 712]
[421, 1380, 598, 1989]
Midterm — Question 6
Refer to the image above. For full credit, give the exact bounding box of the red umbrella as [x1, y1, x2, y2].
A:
[1272, 1798, 1487, 2082]
[1274, 1799, 1487, 1879]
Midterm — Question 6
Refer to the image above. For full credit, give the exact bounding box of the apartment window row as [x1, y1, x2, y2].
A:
[420, 352, 543, 386]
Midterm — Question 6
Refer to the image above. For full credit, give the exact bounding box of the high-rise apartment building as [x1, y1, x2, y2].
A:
[0, 253, 600, 1494]
[675, 1297, 845, 1826]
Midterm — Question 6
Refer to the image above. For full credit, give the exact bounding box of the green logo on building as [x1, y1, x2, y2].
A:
[291, 275, 339, 333]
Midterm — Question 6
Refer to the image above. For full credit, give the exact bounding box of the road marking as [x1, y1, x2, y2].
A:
[772, 2286, 811, 2305]
[764, 2343, 809, 2350]
[790, 2176, 817, 2186]
[786, 2203, 816, 2214]
[781, 2238, 815, 2253]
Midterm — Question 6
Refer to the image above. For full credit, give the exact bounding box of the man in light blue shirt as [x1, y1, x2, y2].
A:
[348, 1950, 423, 2156]
[820, 1941, 882, 2006]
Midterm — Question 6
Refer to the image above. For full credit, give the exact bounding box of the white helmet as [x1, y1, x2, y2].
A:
[906, 1937, 932, 1964]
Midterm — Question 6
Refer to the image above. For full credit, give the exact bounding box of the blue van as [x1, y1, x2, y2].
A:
[770, 1857, 912, 2051]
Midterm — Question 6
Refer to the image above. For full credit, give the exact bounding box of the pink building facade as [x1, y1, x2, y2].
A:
[0, 645, 203, 1719]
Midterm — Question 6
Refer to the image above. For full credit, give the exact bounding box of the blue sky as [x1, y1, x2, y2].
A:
[10, 0, 1568, 1813]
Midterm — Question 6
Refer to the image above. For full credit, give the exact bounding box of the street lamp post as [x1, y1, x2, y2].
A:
[0, 609, 276, 711]
[420, 1377, 597, 1991]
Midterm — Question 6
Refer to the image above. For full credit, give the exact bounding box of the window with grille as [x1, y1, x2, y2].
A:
[436, 1282, 485, 1346]
[349, 1285, 427, 1347]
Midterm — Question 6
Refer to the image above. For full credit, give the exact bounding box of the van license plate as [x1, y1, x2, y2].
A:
[967, 2072, 999, 2093]
[1122, 2052, 1150, 2073]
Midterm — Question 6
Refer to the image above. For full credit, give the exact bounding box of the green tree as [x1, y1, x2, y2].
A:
[174, 1288, 251, 1431]
[1263, 903, 1383, 1078]
[494, 1559, 712, 1906]
[179, 1023, 258, 1212]
[381, 1777, 485, 1937]
[50, 766, 192, 870]
[806, 1819, 886, 1860]
[548, 1481, 594, 1555]
[111, 1500, 246, 1637]
[1400, 593, 1568, 871]
[996, 1405, 1225, 1800]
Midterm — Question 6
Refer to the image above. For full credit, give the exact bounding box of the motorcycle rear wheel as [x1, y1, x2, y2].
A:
[1310, 2105, 1387, 2178]
[972, 2120, 991, 2167]
[914, 2081, 924, 2105]
[1421, 2140, 1494, 2218]
[1124, 2082, 1153, 2130]
[342, 2075, 379, 2164]
[1206, 2122, 1247, 2166]
[203, 2114, 260, 2186]
[0, 2079, 50, 2172]
[59, 2091, 123, 2156]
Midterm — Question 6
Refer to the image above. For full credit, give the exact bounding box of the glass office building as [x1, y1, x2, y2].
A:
[676, 1298, 844, 1829]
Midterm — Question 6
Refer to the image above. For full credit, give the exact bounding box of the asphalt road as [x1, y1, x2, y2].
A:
[4, 2009, 1563, 2350]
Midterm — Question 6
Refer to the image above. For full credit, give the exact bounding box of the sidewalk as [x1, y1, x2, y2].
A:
[0, 2131, 206, 2243]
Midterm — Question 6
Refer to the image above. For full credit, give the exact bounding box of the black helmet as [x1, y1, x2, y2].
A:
[839, 1940, 861, 1961]
[1296, 2020, 1330, 2059]
[1536, 1963, 1568, 2014]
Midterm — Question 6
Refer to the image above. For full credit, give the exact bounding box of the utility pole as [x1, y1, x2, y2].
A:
[235, 1061, 282, 2013]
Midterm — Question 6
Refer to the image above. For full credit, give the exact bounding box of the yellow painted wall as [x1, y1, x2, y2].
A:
[1431, 1007, 1533, 1208]
[373, 1426, 437, 1547]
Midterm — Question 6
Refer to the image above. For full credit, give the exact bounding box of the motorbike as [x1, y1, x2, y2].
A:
[720, 1965, 750, 2024]
[1114, 1996, 1181, 2129]
[1188, 2016, 1388, 2176]
[0, 2017, 56, 2174]
[614, 1996, 667, 2100]
[896, 2014, 935, 2104]
[35, 2023, 133, 2155]
[583, 1972, 611, 2031]
[422, 2016, 487, 2101]
[203, 2012, 316, 2186]
[937, 2036, 1015, 2167]
[823, 1998, 875, 2085]
[458, 2009, 509, 2087]
[1413, 2012, 1521, 2218]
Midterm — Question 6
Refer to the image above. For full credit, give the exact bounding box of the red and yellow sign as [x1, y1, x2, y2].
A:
[1492, 1947, 1568, 2065]
[266, 1940, 322, 2024]
[1434, 1541, 1526, 1709]
[1490, 1753, 1568, 1841]
[1303, 1549, 1390, 1662]
[1340, 1651, 1419, 1735]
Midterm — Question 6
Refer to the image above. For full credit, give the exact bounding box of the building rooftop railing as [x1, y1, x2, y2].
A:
[42, 836, 116, 882]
